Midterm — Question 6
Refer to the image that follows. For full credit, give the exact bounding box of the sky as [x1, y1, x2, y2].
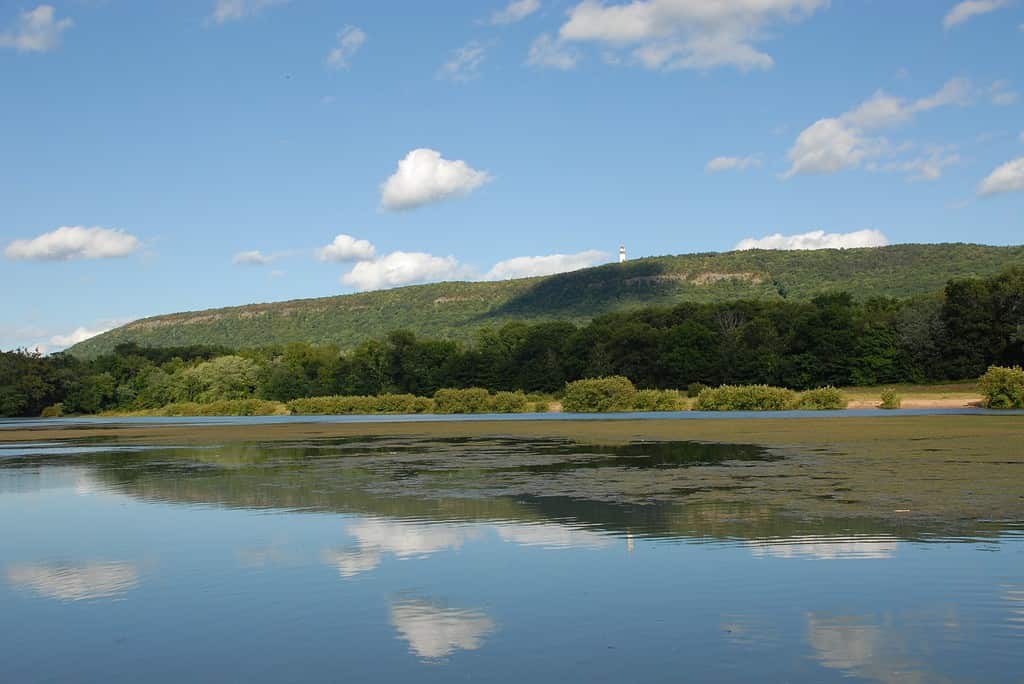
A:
[1, 0, 1022, 351]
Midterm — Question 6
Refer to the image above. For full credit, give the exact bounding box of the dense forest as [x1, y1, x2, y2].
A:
[69, 243, 1024, 356]
[3, 268, 1022, 417]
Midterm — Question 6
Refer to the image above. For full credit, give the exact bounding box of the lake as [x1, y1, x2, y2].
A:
[2, 429, 1022, 683]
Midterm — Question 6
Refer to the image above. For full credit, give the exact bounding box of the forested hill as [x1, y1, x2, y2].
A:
[70, 243, 1024, 356]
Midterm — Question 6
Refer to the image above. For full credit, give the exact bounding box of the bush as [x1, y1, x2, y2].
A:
[686, 383, 709, 398]
[434, 388, 493, 414]
[531, 401, 550, 413]
[879, 387, 902, 410]
[631, 389, 687, 412]
[979, 365, 1024, 409]
[792, 387, 847, 410]
[288, 394, 433, 415]
[562, 376, 638, 413]
[490, 391, 530, 413]
[40, 403, 64, 418]
[694, 385, 797, 411]
[157, 399, 287, 416]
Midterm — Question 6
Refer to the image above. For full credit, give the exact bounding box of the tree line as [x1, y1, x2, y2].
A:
[2, 268, 1022, 417]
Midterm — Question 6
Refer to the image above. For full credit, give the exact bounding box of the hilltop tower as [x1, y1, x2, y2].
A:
[619, 245, 626, 263]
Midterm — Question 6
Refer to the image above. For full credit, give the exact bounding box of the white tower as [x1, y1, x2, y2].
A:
[619, 245, 626, 263]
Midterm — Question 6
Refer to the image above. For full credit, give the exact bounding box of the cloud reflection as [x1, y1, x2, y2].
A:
[7, 561, 139, 601]
[749, 537, 898, 560]
[390, 598, 496, 660]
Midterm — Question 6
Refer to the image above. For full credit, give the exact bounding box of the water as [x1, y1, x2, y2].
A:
[1, 436, 1022, 683]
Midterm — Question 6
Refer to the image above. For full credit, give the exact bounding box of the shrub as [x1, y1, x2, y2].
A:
[562, 376, 638, 413]
[979, 365, 1024, 409]
[792, 387, 847, 410]
[40, 403, 64, 418]
[490, 391, 530, 413]
[531, 401, 550, 413]
[686, 383, 709, 398]
[288, 394, 433, 415]
[434, 388, 493, 414]
[632, 389, 687, 412]
[693, 385, 797, 411]
[879, 387, 902, 410]
[157, 399, 287, 416]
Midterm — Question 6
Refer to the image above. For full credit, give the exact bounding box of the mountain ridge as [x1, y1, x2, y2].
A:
[69, 243, 1024, 356]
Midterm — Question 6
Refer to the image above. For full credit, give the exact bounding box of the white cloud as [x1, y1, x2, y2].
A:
[706, 155, 762, 173]
[390, 599, 496, 660]
[326, 25, 366, 69]
[556, 0, 827, 72]
[5, 226, 141, 261]
[943, 0, 1010, 29]
[484, 250, 608, 280]
[437, 41, 486, 82]
[208, 0, 288, 25]
[232, 249, 273, 265]
[734, 229, 890, 251]
[380, 148, 491, 211]
[990, 80, 1019, 106]
[0, 4, 72, 53]
[49, 320, 126, 349]
[784, 78, 972, 178]
[978, 157, 1024, 196]
[316, 234, 376, 262]
[342, 251, 471, 291]
[526, 33, 580, 70]
[7, 561, 139, 601]
[491, 0, 541, 24]
[868, 145, 961, 182]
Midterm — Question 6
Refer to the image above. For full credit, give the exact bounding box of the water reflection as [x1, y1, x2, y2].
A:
[6, 561, 139, 602]
[748, 536, 899, 560]
[389, 598, 496, 660]
[1, 436, 1023, 682]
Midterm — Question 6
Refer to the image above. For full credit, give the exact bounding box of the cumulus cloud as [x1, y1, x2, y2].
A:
[5, 226, 141, 261]
[978, 157, 1024, 196]
[943, 0, 1010, 29]
[734, 229, 890, 251]
[437, 41, 486, 82]
[784, 78, 973, 178]
[316, 234, 376, 262]
[49, 320, 126, 349]
[706, 155, 762, 173]
[491, 0, 541, 24]
[390, 599, 496, 660]
[208, 0, 288, 24]
[7, 561, 139, 601]
[380, 148, 491, 211]
[555, 0, 827, 72]
[232, 250, 273, 265]
[484, 250, 608, 280]
[0, 4, 72, 52]
[342, 251, 471, 291]
[326, 25, 366, 69]
[526, 33, 580, 70]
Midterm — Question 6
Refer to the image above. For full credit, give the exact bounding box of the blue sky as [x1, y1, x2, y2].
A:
[1, 0, 1022, 350]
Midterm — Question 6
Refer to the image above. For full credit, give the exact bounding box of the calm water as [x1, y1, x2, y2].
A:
[1, 437, 1022, 683]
